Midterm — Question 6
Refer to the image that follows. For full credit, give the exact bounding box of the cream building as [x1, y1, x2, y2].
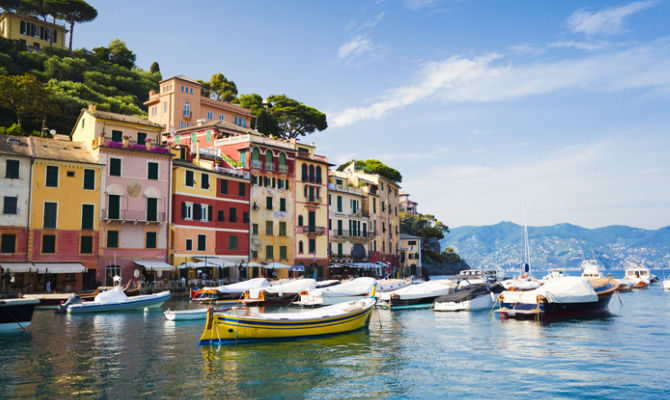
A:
[328, 170, 370, 264]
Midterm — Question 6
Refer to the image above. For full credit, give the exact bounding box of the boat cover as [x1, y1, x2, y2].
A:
[203, 278, 270, 293]
[435, 282, 504, 303]
[94, 287, 129, 304]
[502, 277, 597, 304]
[266, 279, 316, 294]
[378, 279, 455, 301]
[317, 277, 375, 297]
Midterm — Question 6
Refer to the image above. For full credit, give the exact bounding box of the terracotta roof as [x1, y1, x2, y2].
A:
[399, 233, 422, 240]
[0, 135, 32, 157]
[30, 137, 100, 165]
[83, 109, 163, 129]
[161, 75, 201, 85]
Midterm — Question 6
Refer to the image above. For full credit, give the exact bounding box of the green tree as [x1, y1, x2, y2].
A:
[150, 61, 160, 74]
[198, 73, 238, 102]
[0, 0, 21, 13]
[265, 94, 327, 139]
[235, 93, 282, 136]
[19, 0, 61, 46]
[338, 159, 402, 183]
[56, 0, 97, 53]
[0, 73, 52, 128]
[108, 38, 135, 69]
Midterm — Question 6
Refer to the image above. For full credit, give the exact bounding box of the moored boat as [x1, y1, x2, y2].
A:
[433, 281, 505, 312]
[496, 276, 619, 319]
[199, 297, 376, 345]
[580, 260, 604, 278]
[377, 279, 455, 309]
[0, 298, 39, 331]
[622, 264, 652, 288]
[191, 278, 270, 304]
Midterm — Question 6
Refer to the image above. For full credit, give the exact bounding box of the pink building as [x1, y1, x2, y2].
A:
[143, 75, 255, 133]
[72, 105, 174, 286]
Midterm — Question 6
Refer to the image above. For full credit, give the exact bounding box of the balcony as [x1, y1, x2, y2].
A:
[296, 226, 326, 235]
[305, 196, 322, 204]
[251, 160, 262, 169]
[102, 209, 166, 224]
[331, 230, 375, 240]
[98, 139, 170, 155]
[265, 163, 274, 172]
[328, 183, 363, 196]
[215, 166, 250, 179]
[183, 110, 192, 118]
[278, 164, 288, 174]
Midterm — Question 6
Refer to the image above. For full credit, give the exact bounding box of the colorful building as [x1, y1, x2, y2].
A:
[170, 149, 249, 282]
[328, 170, 371, 264]
[399, 233, 422, 277]
[71, 105, 173, 286]
[294, 143, 330, 278]
[143, 75, 255, 133]
[399, 193, 419, 215]
[0, 12, 67, 50]
[28, 136, 103, 291]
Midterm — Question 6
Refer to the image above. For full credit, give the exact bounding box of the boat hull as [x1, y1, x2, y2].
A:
[164, 309, 209, 321]
[378, 294, 444, 309]
[66, 291, 171, 313]
[498, 294, 614, 319]
[0, 298, 39, 331]
[199, 300, 375, 345]
[433, 293, 493, 312]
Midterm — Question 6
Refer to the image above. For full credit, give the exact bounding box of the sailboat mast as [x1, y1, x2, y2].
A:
[522, 191, 531, 274]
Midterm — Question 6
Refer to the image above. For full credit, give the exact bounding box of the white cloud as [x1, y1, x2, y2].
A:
[330, 38, 670, 127]
[404, 0, 437, 10]
[354, 12, 386, 33]
[337, 36, 374, 60]
[548, 40, 611, 51]
[566, 0, 658, 36]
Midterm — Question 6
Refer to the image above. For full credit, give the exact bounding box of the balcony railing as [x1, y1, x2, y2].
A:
[305, 196, 322, 204]
[265, 164, 274, 171]
[102, 209, 166, 222]
[331, 230, 375, 239]
[295, 226, 327, 235]
[99, 139, 170, 155]
[215, 166, 250, 179]
[278, 164, 288, 174]
[183, 110, 192, 118]
[251, 160, 262, 169]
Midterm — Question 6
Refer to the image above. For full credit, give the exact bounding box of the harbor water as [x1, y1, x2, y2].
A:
[2, 274, 670, 399]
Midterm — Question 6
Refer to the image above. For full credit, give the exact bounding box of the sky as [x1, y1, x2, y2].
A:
[75, 0, 670, 230]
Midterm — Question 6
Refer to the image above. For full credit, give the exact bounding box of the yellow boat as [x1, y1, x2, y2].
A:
[199, 297, 376, 345]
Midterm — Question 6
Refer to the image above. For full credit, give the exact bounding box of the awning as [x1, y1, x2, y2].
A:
[351, 263, 380, 269]
[0, 263, 34, 273]
[194, 257, 236, 268]
[33, 263, 88, 273]
[246, 262, 262, 267]
[178, 261, 218, 269]
[134, 260, 175, 272]
[263, 262, 291, 269]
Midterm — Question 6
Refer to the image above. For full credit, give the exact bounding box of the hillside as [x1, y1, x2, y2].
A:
[440, 222, 670, 271]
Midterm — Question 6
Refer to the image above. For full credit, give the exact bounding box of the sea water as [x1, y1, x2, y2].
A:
[2, 272, 670, 399]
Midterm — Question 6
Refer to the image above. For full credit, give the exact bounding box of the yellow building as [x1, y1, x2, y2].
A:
[0, 12, 67, 50]
[294, 143, 330, 278]
[28, 136, 103, 290]
[399, 233, 422, 277]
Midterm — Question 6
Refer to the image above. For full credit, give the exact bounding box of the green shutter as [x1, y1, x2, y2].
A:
[81, 204, 94, 230]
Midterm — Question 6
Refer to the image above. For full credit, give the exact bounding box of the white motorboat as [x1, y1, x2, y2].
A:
[164, 308, 208, 321]
[58, 276, 170, 313]
[294, 277, 376, 307]
[267, 278, 316, 295]
[433, 281, 505, 312]
[0, 298, 39, 331]
[377, 279, 456, 309]
[193, 278, 270, 303]
[377, 278, 413, 292]
[622, 264, 652, 288]
[581, 260, 604, 278]
[541, 269, 567, 283]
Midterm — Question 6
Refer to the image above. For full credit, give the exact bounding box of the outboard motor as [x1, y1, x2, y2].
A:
[55, 295, 82, 314]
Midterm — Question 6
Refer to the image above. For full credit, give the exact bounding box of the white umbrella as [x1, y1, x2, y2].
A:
[246, 262, 262, 267]
[263, 262, 291, 269]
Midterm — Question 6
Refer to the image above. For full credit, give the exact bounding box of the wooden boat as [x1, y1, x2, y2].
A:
[377, 279, 455, 309]
[199, 297, 376, 345]
[0, 298, 39, 331]
[496, 277, 619, 319]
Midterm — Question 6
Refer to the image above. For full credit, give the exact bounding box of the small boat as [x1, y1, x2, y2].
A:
[541, 269, 566, 283]
[580, 260, 604, 278]
[261, 279, 317, 305]
[294, 277, 376, 307]
[0, 298, 39, 331]
[377, 278, 413, 292]
[315, 280, 341, 289]
[199, 297, 376, 345]
[615, 278, 634, 292]
[501, 274, 542, 291]
[57, 276, 170, 313]
[622, 264, 652, 288]
[377, 279, 455, 309]
[496, 276, 619, 319]
[433, 281, 505, 312]
[192, 278, 270, 304]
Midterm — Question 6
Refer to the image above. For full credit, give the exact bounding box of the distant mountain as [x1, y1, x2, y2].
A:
[440, 222, 670, 271]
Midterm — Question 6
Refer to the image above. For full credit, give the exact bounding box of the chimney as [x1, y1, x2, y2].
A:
[88, 103, 97, 113]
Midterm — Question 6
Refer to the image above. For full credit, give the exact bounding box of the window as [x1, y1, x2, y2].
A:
[185, 170, 194, 187]
[137, 132, 146, 145]
[265, 150, 273, 169]
[280, 246, 287, 260]
[110, 158, 121, 177]
[5, 160, 19, 179]
[46, 165, 58, 187]
[252, 223, 258, 235]
[229, 207, 237, 222]
[337, 220, 343, 236]
[297, 215, 303, 226]
[181, 202, 192, 220]
[299, 241, 304, 253]
[42, 234, 56, 253]
[146, 232, 157, 249]
[238, 182, 245, 197]
[66, 171, 75, 177]
[218, 210, 224, 221]
[81, 204, 94, 230]
[337, 196, 342, 212]
[301, 164, 308, 181]
[243, 212, 249, 223]
[219, 113, 224, 120]
[266, 220, 273, 235]
[316, 166, 322, 183]
[197, 234, 206, 251]
[102, 194, 120, 220]
[338, 243, 343, 256]
[309, 165, 315, 182]
[185, 238, 192, 251]
[201, 173, 210, 189]
[265, 245, 273, 259]
[163, 102, 168, 113]
[1, 234, 16, 253]
[266, 196, 272, 210]
[107, 230, 119, 248]
[280, 198, 286, 212]
[229, 235, 238, 250]
[220, 179, 228, 194]
[309, 239, 316, 254]
[373, 198, 377, 213]
[191, 133, 197, 144]
[147, 198, 158, 221]
[83, 169, 95, 190]
[206, 130, 212, 142]
[43, 202, 57, 228]
[308, 211, 316, 230]
[148, 162, 158, 180]
[279, 222, 286, 236]
[111, 130, 122, 142]
[3, 196, 17, 214]
[80, 235, 93, 254]
[207, 111, 213, 120]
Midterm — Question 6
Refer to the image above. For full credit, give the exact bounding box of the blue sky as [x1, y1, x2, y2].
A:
[77, 0, 670, 229]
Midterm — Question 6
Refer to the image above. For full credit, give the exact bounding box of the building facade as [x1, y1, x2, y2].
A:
[399, 193, 418, 215]
[143, 75, 254, 133]
[399, 233, 422, 277]
[328, 170, 370, 265]
[71, 105, 173, 286]
[0, 12, 67, 50]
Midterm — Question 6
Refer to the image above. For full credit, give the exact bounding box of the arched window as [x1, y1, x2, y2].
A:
[252, 148, 260, 161]
[279, 153, 286, 172]
[316, 166, 322, 184]
[301, 164, 308, 181]
[265, 150, 273, 170]
[309, 165, 315, 182]
[298, 241, 304, 253]
[298, 215, 303, 226]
